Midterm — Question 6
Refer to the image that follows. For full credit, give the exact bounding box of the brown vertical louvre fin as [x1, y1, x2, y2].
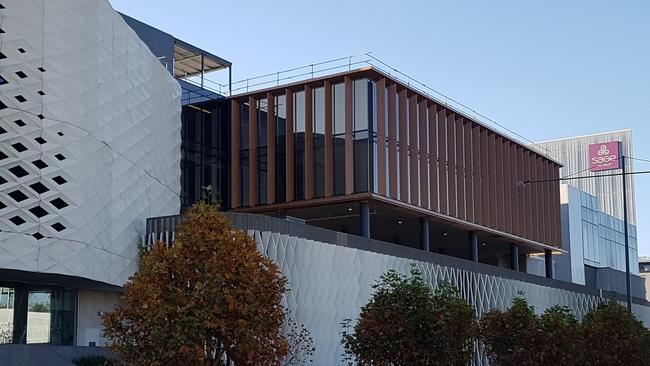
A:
[446, 112, 457, 217]
[463, 120, 473, 222]
[376, 79, 387, 196]
[543, 161, 552, 246]
[480, 128, 490, 227]
[285, 89, 295, 202]
[532, 155, 540, 242]
[503, 140, 515, 233]
[503, 142, 512, 234]
[472, 125, 481, 224]
[248, 96, 258, 206]
[488, 133, 497, 228]
[398, 89, 408, 202]
[428, 103, 438, 211]
[409, 94, 419, 205]
[510, 143, 519, 236]
[324, 80, 334, 197]
[538, 157, 545, 243]
[524, 151, 533, 239]
[518, 147, 526, 238]
[231, 99, 241, 208]
[437, 107, 448, 214]
[267, 93, 276, 204]
[455, 116, 465, 220]
[495, 137, 504, 231]
[387, 83, 398, 199]
[552, 164, 561, 247]
[418, 100, 428, 208]
[344, 76, 354, 195]
[304, 85, 314, 199]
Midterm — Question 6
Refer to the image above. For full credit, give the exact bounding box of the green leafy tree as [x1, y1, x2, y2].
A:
[579, 301, 650, 366]
[103, 202, 288, 366]
[538, 306, 579, 365]
[479, 295, 543, 366]
[342, 267, 477, 366]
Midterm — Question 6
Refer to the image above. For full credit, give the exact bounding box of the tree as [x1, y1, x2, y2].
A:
[103, 202, 288, 366]
[281, 312, 315, 365]
[579, 301, 650, 366]
[479, 295, 543, 366]
[341, 267, 478, 366]
[538, 306, 579, 365]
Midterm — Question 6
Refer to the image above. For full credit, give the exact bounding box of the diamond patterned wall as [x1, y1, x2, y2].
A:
[251, 230, 648, 366]
[0, 0, 181, 286]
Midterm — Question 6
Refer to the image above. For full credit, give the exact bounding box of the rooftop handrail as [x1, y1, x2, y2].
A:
[178, 53, 554, 158]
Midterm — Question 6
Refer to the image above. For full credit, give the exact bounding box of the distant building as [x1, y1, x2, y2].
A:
[640, 257, 650, 301]
[532, 131, 642, 299]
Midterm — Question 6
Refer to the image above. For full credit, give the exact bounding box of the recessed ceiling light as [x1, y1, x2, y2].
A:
[442, 232, 448, 236]
[482, 242, 487, 246]
[397, 220, 403, 224]
[347, 206, 353, 212]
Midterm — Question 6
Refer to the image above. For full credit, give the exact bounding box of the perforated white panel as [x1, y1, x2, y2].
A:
[0, 0, 181, 286]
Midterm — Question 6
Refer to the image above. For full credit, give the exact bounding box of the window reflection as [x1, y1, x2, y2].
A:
[0, 287, 14, 344]
[294, 91, 306, 200]
[333, 83, 345, 195]
[27, 290, 50, 344]
[313, 87, 325, 197]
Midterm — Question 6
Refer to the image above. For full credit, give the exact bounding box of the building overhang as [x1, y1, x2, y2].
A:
[0, 269, 123, 292]
[231, 193, 566, 254]
[173, 39, 231, 78]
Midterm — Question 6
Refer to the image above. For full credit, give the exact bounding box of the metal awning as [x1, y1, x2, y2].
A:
[173, 39, 230, 78]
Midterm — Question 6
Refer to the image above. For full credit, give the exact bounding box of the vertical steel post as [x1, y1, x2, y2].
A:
[545, 249, 553, 279]
[360, 202, 370, 239]
[510, 243, 519, 271]
[470, 232, 479, 262]
[622, 155, 632, 312]
[420, 218, 430, 252]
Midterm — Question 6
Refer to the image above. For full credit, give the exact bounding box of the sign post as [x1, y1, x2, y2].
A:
[588, 141, 631, 312]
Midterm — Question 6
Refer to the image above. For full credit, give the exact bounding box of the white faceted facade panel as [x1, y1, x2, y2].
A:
[0, 0, 181, 286]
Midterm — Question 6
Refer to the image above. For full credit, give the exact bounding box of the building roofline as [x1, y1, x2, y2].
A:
[536, 129, 632, 144]
[230, 66, 563, 166]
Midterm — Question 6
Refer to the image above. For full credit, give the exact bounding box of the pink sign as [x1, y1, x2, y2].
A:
[589, 141, 621, 172]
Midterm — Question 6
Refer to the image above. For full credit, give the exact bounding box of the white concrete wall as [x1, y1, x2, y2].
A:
[76, 290, 121, 347]
[0, 0, 181, 286]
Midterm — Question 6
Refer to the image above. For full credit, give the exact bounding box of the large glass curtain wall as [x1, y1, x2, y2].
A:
[236, 78, 375, 206]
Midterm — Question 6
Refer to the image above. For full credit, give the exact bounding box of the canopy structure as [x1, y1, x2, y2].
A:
[173, 39, 231, 79]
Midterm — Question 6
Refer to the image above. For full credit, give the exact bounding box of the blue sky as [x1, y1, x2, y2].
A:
[110, 0, 650, 255]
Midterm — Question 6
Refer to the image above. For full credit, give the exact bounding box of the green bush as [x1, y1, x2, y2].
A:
[480, 297, 650, 366]
[579, 301, 650, 366]
[341, 267, 478, 366]
[73, 355, 114, 366]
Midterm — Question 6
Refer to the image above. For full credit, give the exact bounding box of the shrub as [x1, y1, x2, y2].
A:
[579, 301, 650, 366]
[342, 267, 477, 366]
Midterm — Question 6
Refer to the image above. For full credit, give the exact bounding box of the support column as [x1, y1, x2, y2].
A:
[469, 232, 479, 262]
[510, 243, 519, 271]
[420, 218, 430, 252]
[360, 202, 370, 239]
[545, 249, 553, 279]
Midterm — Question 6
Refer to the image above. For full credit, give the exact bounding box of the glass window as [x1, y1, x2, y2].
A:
[276, 95, 287, 203]
[0, 287, 14, 344]
[257, 99, 268, 205]
[27, 290, 50, 344]
[240, 103, 250, 206]
[333, 83, 346, 195]
[313, 87, 325, 198]
[294, 91, 306, 200]
[354, 79, 373, 193]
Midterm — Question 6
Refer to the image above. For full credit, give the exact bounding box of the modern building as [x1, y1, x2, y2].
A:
[0, 0, 180, 347]
[2, 1, 650, 365]
[639, 257, 650, 302]
[534, 132, 641, 298]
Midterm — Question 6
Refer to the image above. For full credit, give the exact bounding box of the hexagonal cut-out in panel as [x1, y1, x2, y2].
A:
[50, 198, 69, 209]
[29, 206, 49, 218]
[9, 216, 26, 226]
[29, 182, 49, 194]
[8, 190, 28, 202]
[8, 165, 29, 178]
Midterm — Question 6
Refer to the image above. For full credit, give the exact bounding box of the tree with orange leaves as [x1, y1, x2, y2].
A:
[103, 202, 288, 366]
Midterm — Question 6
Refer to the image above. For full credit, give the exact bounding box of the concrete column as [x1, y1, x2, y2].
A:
[510, 243, 519, 271]
[469, 232, 479, 262]
[420, 218, 430, 252]
[360, 202, 370, 239]
[545, 249, 553, 279]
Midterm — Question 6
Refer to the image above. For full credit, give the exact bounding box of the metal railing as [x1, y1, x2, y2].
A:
[178, 53, 554, 158]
